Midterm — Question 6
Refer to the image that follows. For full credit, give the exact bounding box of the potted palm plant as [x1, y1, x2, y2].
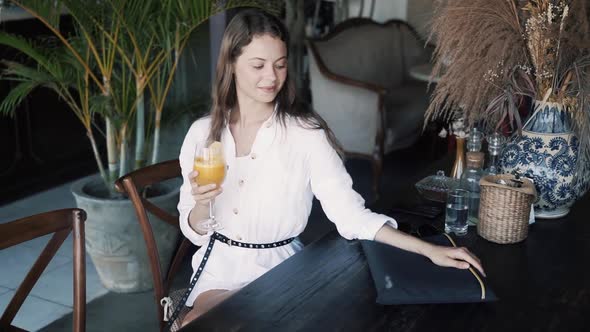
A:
[0, 0, 275, 292]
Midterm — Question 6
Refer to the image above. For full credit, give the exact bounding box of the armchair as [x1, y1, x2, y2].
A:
[307, 18, 432, 199]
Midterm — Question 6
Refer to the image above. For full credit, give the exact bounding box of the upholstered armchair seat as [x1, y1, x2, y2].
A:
[307, 18, 431, 198]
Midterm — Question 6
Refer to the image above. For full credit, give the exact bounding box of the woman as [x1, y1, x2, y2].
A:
[177, 8, 485, 327]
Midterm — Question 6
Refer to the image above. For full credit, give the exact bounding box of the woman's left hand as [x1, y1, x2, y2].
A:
[423, 244, 486, 277]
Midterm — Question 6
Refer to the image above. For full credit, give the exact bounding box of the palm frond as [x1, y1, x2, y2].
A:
[2, 60, 54, 82]
[0, 33, 55, 72]
[11, 0, 62, 28]
[89, 93, 112, 119]
[0, 81, 39, 117]
[11, 1, 103, 89]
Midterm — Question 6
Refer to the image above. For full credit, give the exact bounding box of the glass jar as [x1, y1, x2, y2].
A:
[485, 132, 504, 175]
[467, 127, 484, 152]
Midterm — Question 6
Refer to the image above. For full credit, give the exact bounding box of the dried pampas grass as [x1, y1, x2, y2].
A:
[425, 0, 590, 144]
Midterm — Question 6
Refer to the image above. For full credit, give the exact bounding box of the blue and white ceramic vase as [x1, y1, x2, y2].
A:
[500, 100, 590, 219]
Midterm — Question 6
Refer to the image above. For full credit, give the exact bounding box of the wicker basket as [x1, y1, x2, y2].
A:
[478, 174, 537, 244]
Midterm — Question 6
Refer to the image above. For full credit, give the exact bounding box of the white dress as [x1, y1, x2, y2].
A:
[177, 112, 397, 306]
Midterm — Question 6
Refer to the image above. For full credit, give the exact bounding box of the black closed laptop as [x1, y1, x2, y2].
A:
[360, 234, 497, 305]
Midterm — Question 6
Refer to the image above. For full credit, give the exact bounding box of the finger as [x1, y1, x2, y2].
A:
[198, 184, 218, 193]
[452, 248, 486, 276]
[194, 188, 223, 201]
[449, 257, 470, 270]
[196, 198, 212, 206]
[195, 189, 222, 202]
[435, 255, 469, 270]
[457, 247, 482, 265]
[189, 170, 199, 182]
[191, 184, 217, 195]
[457, 248, 484, 275]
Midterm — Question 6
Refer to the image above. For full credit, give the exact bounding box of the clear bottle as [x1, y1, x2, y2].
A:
[461, 151, 484, 225]
[466, 127, 484, 152]
[453, 127, 483, 180]
[485, 132, 504, 175]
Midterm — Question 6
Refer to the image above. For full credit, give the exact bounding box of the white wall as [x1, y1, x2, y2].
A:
[347, 0, 407, 22]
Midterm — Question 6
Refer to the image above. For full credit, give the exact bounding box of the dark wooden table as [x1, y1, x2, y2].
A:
[183, 159, 590, 331]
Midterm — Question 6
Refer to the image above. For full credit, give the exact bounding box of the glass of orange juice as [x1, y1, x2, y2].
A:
[194, 141, 226, 231]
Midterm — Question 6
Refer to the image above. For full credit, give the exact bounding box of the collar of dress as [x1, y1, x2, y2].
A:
[222, 103, 280, 163]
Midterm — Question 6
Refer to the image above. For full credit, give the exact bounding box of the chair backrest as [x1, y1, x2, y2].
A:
[115, 159, 194, 332]
[308, 18, 429, 89]
[0, 208, 86, 332]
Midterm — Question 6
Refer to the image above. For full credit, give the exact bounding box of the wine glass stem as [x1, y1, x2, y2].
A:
[209, 200, 214, 221]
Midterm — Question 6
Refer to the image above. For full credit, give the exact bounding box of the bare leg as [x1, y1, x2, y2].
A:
[181, 289, 239, 327]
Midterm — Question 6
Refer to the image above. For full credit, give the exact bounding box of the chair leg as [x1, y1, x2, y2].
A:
[371, 154, 383, 202]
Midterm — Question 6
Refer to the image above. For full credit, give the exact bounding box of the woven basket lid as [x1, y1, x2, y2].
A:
[480, 174, 537, 198]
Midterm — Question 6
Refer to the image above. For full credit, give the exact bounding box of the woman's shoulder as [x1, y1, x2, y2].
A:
[185, 115, 212, 139]
[283, 115, 327, 142]
[180, 116, 211, 160]
[189, 115, 212, 132]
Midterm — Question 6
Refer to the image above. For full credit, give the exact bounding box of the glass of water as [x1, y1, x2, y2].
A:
[445, 189, 469, 236]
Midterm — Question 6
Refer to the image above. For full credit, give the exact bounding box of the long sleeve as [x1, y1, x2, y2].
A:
[177, 119, 213, 247]
[308, 129, 397, 240]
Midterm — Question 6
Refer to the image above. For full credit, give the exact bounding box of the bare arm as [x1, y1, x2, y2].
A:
[374, 224, 486, 276]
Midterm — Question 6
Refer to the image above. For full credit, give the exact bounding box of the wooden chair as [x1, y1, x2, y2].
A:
[115, 159, 194, 332]
[0, 208, 86, 332]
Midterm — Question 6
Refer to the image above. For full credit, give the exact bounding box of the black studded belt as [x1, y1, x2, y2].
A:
[165, 231, 295, 329]
[212, 232, 295, 249]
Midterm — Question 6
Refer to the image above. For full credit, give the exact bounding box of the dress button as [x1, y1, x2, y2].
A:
[233, 208, 239, 215]
[251, 153, 257, 160]
[236, 235, 243, 241]
[239, 179, 245, 186]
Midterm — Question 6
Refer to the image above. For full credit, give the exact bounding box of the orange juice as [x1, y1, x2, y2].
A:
[193, 157, 226, 186]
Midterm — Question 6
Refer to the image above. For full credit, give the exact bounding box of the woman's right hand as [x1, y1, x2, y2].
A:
[189, 170, 223, 207]
[188, 170, 223, 234]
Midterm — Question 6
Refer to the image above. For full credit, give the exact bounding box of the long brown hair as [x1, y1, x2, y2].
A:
[208, 8, 342, 156]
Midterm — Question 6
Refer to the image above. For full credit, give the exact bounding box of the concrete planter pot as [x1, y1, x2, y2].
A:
[71, 174, 181, 293]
